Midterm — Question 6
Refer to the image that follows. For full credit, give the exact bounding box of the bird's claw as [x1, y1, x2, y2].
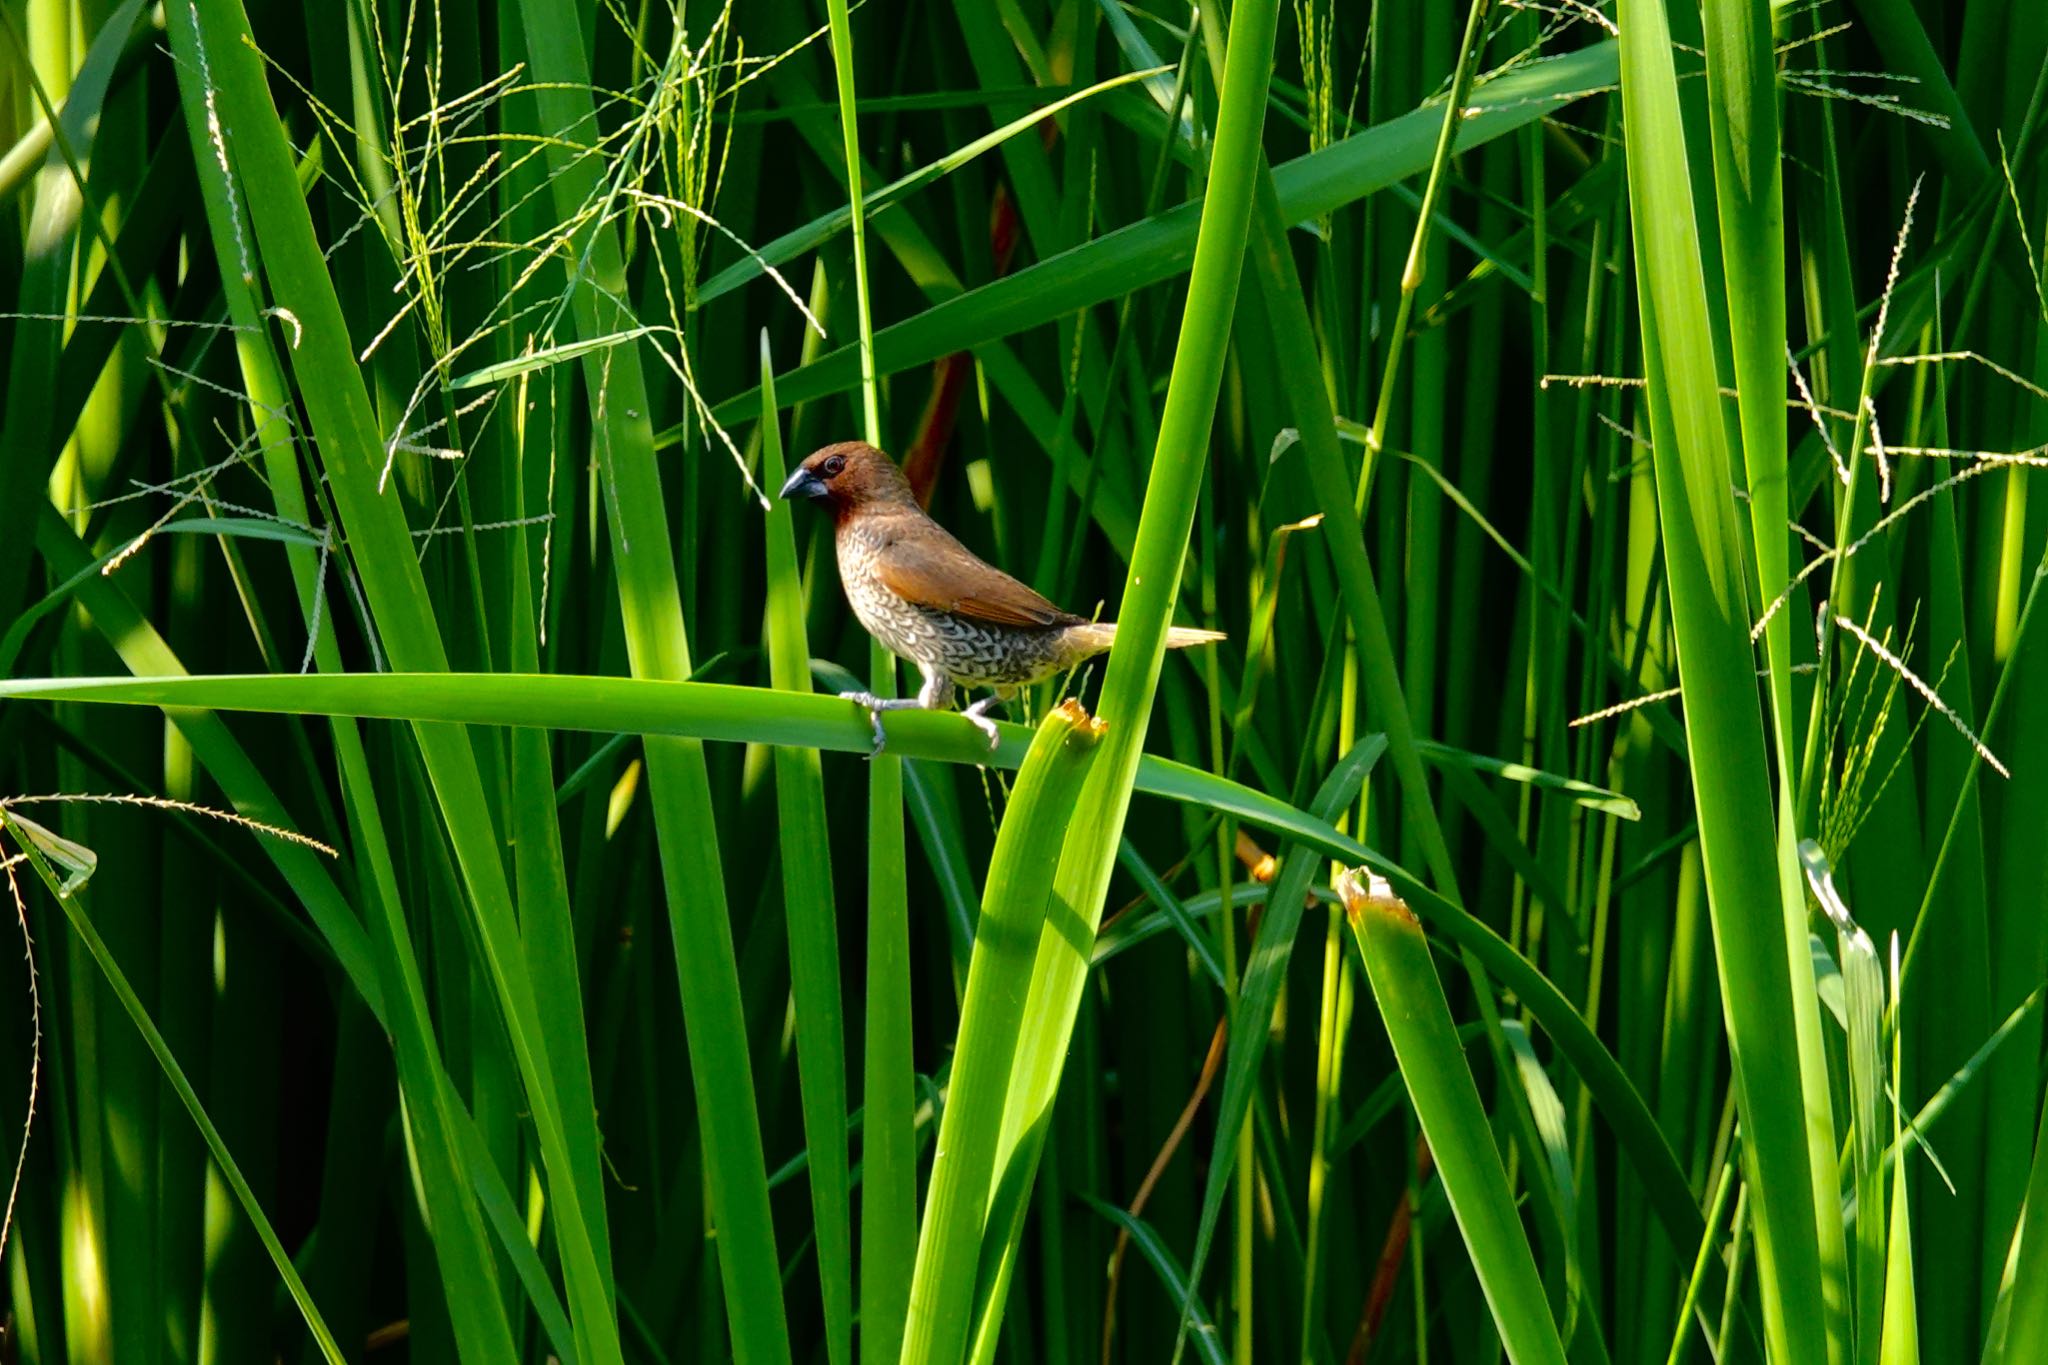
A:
[838, 690, 893, 756]
[962, 695, 1004, 752]
[840, 688, 1001, 757]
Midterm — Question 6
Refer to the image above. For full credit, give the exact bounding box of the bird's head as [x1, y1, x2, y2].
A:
[778, 441, 913, 520]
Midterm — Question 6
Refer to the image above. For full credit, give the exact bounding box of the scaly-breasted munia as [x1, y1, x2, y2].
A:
[779, 440, 1224, 750]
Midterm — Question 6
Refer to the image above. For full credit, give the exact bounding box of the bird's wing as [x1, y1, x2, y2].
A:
[874, 527, 1079, 628]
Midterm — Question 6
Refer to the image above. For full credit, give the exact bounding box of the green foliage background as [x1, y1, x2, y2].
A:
[0, 0, 2045, 1362]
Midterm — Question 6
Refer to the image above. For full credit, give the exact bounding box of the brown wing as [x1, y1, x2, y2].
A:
[874, 524, 1080, 628]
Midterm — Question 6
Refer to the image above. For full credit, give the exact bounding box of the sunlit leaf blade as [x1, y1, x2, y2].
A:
[1617, 0, 1833, 1357]
[902, 701, 1104, 1365]
[1339, 870, 1568, 1365]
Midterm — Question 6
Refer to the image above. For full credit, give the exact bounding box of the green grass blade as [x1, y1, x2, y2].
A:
[1337, 869, 1567, 1365]
[1803, 842, 1888, 1365]
[1664, 1159, 1739, 1365]
[1076, 1196, 1229, 1365]
[1881, 941, 1918, 1365]
[2, 810, 346, 1364]
[901, 756, 981, 975]
[452, 1102, 581, 1365]
[1413, 740, 1640, 820]
[1988, 1091, 2048, 1364]
[0, 0, 145, 625]
[1704, 0, 1855, 1339]
[1616, 0, 1832, 1358]
[902, 700, 1105, 1365]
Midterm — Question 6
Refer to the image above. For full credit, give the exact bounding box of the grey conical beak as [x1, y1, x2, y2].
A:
[779, 467, 827, 500]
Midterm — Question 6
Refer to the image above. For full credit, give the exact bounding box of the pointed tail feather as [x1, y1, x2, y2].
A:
[1060, 621, 1226, 659]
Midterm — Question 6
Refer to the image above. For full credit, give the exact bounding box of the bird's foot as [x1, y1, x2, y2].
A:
[962, 695, 1004, 751]
[839, 690, 920, 756]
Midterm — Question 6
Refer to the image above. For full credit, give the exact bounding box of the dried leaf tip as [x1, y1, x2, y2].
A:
[1050, 697, 1108, 744]
[1335, 867, 1414, 928]
[1234, 828, 1278, 884]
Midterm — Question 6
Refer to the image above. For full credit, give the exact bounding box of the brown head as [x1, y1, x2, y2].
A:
[777, 441, 915, 523]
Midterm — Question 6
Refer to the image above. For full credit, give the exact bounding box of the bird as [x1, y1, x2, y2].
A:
[779, 440, 1225, 751]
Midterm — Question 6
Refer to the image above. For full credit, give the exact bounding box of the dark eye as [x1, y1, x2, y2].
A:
[822, 454, 847, 477]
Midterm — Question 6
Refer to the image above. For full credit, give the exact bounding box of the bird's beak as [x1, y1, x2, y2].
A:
[779, 467, 828, 501]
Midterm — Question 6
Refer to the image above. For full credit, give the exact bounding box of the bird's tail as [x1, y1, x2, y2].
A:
[1061, 621, 1226, 659]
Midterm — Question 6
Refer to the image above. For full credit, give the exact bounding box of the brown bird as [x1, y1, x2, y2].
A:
[779, 440, 1224, 750]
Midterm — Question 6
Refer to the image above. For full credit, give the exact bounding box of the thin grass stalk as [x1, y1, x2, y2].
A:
[1082, 1195, 1230, 1365]
[1354, 0, 1492, 492]
[1168, 730, 1387, 1364]
[482, 87, 615, 1320]
[699, 70, 1160, 311]
[1299, 901, 1352, 1359]
[1614, 0, 1832, 1358]
[504, 425, 612, 1302]
[1181, 22, 1259, 1359]
[1233, 23, 1473, 907]
[817, 7, 915, 1361]
[1664, 1159, 1739, 1365]
[1970, 46, 2048, 1316]
[1227, 855, 1255, 1358]
[1981, 546, 2048, 1348]
[1508, 33, 1564, 1176]
[901, 700, 1106, 1365]
[1897, 326, 1992, 1363]
[823, 0, 883, 448]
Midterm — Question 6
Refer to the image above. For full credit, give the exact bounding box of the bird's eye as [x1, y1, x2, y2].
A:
[822, 454, 847, 477]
